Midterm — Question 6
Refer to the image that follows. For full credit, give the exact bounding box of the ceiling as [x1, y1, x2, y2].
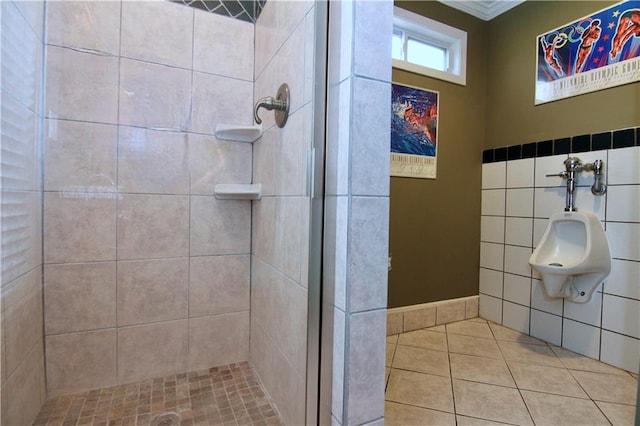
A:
[438, 0, 526, 21]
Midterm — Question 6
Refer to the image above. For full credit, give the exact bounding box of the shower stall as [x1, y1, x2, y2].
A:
[1, 0, 392, 425]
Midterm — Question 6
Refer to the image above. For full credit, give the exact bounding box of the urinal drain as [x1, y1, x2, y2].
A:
[548, 262, 563, 267]
[150, 412, 181, 426]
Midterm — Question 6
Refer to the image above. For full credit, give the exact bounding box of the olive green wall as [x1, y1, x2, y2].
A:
[485, 1, 639, 147]
[388, 1, 487, 308]
[388, 0, 639, 309]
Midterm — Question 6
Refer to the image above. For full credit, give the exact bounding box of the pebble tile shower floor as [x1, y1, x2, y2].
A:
[33, 362, 283, 426]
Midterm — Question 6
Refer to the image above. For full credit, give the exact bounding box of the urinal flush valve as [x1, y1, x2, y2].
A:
[546, 157, 607, 212]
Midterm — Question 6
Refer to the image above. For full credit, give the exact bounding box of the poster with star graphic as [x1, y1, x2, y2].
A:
[535, 0, 640, 104]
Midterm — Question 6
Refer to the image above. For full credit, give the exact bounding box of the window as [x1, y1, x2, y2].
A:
[392, 6, 467, 86]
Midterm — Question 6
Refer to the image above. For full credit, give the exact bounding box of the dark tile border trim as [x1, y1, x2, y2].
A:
[173, 0, 267, 23]
[482, 127, 640, 163]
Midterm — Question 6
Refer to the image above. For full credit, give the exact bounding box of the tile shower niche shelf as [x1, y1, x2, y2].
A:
[214, 183, 262, 200]
[214, 124, 262, 142]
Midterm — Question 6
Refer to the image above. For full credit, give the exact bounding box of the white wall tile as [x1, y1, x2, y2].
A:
[504, 245, 532, 277]
[603, 259, 640, 300]
[481, 216, 504, 243]
[481, 189, 505, 216]
[503, 273, 531, 306]
[600, 330, 640, 372]
[606, 222, 640, 261]
[602, 294, 640, 339]
[562, 318, 600, 360]
[121, 1, 193, 69]
[534, 154, 568, 187]
[480, 242, 504, 270]
[531, 279, 563, 316]
[353, 0, 392, 81]
[479, 268, 503, 298]
[506, 188, 533, 217]
[502, 301, 529, 334]
[606, 185, 640, 223]
[530, 310, 562, 346]
[607, 147, 640, 185]
[482, 162, 505, 189]
[479, 294, 502, 324]
[563, 290, 602, 327]
[506, 158, 534, 188]
[533, 187, 565, 218]
[505, 217, 532, 247]
[532, 218, 548, 248]
[573, 187, 606, 220]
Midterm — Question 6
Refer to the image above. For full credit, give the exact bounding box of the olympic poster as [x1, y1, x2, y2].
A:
[390, 83, 439, 179]
[536, 0, 640, 104]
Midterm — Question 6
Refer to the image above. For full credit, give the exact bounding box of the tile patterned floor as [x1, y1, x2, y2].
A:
[32, 362, 283, 426]
[385, 318, 639, 426]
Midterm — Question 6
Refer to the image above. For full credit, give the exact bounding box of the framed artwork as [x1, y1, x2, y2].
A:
[390, 83, 439, 179]
[536, 0, 640, 104]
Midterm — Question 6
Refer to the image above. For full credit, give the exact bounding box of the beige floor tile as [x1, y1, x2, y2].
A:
[488, 322, 545, 345]
[385, 401, 455, 426]
[570, 370, 638, 405]
[521, 390, 610, 425]
[466, 317, 488, 324]
[448, 334, 503, 360]
[456, 415, 514, 425]
[595, 401, 637, 426]
[452, 380, 533, 426]
[386, 342, 396, 367]
[387, 334, 399, 344]
[497, 340, 563, 367]
[392, 345, 451, 377]
[450, 353, 515, 388]
[385, 367, 391, 387]
[507, 361, 588, 398]
[397, 329, 448, 352]
[549, 345, 630, 376]
[386, 369, 454, 413]
[427, 324, 447, 333]
[446, 320, 494, 339]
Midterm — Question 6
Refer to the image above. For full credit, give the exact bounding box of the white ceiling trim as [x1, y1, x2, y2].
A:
[438, 0, 526, 21]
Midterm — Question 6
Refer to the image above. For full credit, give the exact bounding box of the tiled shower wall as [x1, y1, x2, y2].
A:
[480, 136, 640, 373]
[0, 1, 46, 424]
[249, 1, 315, 425]
[42, 1, 254, 397]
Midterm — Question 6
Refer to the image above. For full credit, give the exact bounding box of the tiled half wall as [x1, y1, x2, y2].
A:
[480, 127, 640, 373]
[387, 296, 480, 335]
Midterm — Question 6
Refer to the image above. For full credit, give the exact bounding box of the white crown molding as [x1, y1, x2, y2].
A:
[438, 0, 526, 21]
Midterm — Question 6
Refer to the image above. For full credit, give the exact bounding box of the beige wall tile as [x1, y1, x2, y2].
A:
[188, 134, 251, 196]
[45, 329, 117, 397]
[44, 192, 116, 263]
[44, 262, 116, 334]
[190, 196, 250, 256]
[436, 300, 467, 325]
[121, 1, 193, 69]
[119, 58, 191, 130]
[117, 194, 189, 260]
[193, 10, 253, 80]
[0, 343, 45, 426]
[46, 1, 121, 55]
[273, 196, 303, 282]
[46, 46, 118, 124]
[1, 98, 41, 191]
[403, 307, 436, 332]
[117, 258, 188, 326]
[117, 320, 188, 384]
[466, 297, 479, 319]
[44, 120, 117, 192]
[2, 267, 43, 376]
[188, 312, 249, 371]
[118, 127, 189, 195]
[189, 255, 249, 318]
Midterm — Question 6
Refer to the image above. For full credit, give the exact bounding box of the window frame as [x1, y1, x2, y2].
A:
[392, 6, 467, 86]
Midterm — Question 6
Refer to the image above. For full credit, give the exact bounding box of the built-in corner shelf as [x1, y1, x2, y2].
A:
[214, 183, 262, 200]
[214, 124, 262, 143]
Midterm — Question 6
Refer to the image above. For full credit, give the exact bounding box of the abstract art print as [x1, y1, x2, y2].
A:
[390, 83, 439, 179]
[536, 0, 640, 104]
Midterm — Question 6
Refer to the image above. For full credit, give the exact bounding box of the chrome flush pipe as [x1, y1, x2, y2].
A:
[546, 157, 607, 212]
